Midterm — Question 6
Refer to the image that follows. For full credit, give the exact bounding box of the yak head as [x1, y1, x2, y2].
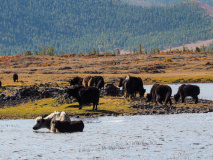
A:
[174, 94, 180, 103]
[145, 93, 152, 102]
[33, 115, 47, 130]
[139, 89, 146, 98]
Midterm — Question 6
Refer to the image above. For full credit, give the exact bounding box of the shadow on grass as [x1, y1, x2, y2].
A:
[66, 105, 79, 108]
[85, 109, 120, 115]
[65, 104, 119, 114]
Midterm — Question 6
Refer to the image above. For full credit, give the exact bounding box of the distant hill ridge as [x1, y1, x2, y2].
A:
[121, 0, 213, 7]
[193, 1, 213, 16]
[0, 0, 212, 54]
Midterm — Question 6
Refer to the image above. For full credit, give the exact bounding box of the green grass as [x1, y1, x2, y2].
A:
[0, 96, 143, 119]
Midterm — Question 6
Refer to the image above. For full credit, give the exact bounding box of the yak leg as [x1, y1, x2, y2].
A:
[156, 95, 162, 106]
[92, 104, 97, 111]
[181, 96, 185, 103]
[79, 102, 82, 109]
[165, 98, 172, 106]
[194, 96, 198, 104]
[92, 103, 96, 111]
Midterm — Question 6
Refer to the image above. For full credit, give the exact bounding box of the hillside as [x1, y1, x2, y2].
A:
[0, 0, 212, 54]
[121, 0, 213, 6]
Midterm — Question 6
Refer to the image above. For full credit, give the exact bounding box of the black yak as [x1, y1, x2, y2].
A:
[13, 73, 18, 82]
[133, 77, 146, 98]
[118, 75, 145, 98]
[66, 86, 99, 110]
[146, 83, 160, 103]
[69, 76, 83, 86]
[52, 120, 84, 133]
[174, 84, 200, 104]
[146, 84, 172, 106]
[0, 81, 1, 87]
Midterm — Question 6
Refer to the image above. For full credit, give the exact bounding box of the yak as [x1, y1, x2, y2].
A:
[118, 75, 145, 98]
[146, 84, 172, 106]
[52, 120, 84, 133]
[66, 86, 99, 110]
[33, 111, 71, 133]
[69, 76, 83, 86]
[174, 84, 200, 104]
[13, 73, 18, 82]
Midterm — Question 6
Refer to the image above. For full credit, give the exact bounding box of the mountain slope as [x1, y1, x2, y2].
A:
[121, 0, 213, 6]
[0, 0, 212, 54]
[193, 1, 213, 16]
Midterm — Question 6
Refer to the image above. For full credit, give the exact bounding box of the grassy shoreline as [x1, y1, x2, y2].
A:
[1, 82, 213, 120]
[0, 52, 213, 119]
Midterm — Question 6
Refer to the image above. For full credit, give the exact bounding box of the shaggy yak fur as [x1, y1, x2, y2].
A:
[88, 76, 105, 89]
[0, 81, 1, 87]
[69, 76, 83, 86]
[82, 76, 104, 89]
[52, 120, 84, 133]
[33, 111, 71, 132]
[118, 75, 146, 98]
[146, 84, 172, 106]
[82, 76, 93, 87]
[174, 84, 200, 104]
[66, 86, 100, 110]
[13, 73, 18, 82]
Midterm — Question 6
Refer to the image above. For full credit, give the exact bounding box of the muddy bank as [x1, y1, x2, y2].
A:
[0, 84, 122, 107]
[0, 86, 64, 107]
[129, 98, 213, 115]
[79, 98, 213, 118]
[0, 85, 213, 119]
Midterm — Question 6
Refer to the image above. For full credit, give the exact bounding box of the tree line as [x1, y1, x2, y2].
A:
[0, 0, 212, 55]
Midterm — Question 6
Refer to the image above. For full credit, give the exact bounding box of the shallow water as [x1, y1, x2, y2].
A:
[1, 114, 213, 159]
[0, 83, 213, 159]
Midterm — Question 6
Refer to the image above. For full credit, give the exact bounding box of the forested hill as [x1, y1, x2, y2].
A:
[121, 0, 213, 6]
[0, 0, 212, 55]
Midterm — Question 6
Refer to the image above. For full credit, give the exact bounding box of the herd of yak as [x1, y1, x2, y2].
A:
[0, 73, 201, 133]
[1, 73, 200, 111]
[65, 74, 200, 111]
[32, 74, 200, 133]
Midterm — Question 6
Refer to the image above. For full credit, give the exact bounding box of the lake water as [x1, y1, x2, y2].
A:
[0, 83, 213, 160]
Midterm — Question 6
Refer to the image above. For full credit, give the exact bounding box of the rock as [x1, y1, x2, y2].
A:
[58, 66, 72, 70]
[84, 113, 90, 116]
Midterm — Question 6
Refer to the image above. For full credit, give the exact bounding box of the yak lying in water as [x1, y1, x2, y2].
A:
[32, 111, 71, 133]
[52, 120, 84, 133]
[174, 84, 200, 104]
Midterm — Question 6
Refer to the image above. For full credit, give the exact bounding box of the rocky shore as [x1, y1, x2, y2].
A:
[0, 86, 213, 119]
